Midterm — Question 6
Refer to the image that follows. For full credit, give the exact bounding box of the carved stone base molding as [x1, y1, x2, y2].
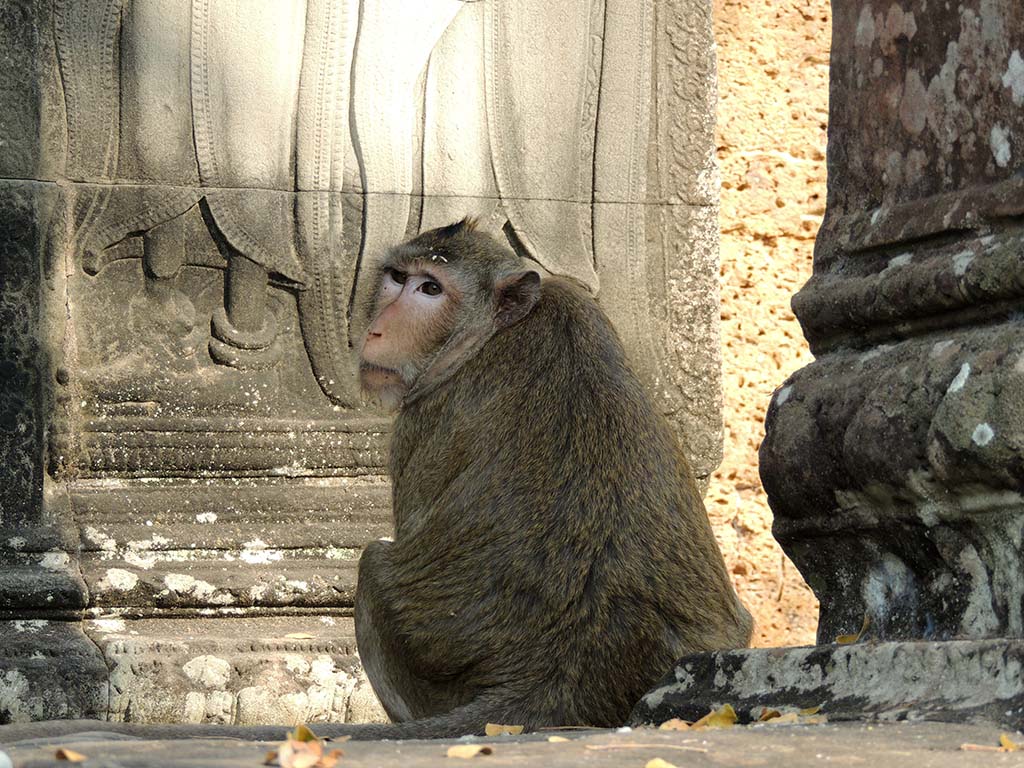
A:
[0, 617, 384, 725]
[630, 641, 1024, 729]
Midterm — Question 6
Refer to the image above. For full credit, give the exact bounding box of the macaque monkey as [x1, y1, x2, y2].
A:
[0, 219, 751, 745]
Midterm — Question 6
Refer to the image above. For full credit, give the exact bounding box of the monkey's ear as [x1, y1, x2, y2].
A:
[494, 271, 541, 329]
[434, 216, 479, 240]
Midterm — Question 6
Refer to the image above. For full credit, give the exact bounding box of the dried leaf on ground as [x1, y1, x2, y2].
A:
[54, 749, 87, 762]
[446, 745, 493, 759]
[758, 706, 828, 727]
[764, 712, 801, 725]
[645, 759, 678, 768]
[485, 723, 524, 736]
[835, 615, 870, 645]
[289, 724, 319, 743]
[658, 718, 691, 731]
[264, 723, 344, 768]
[961, 743, 1004, 752]
[547, 736, 570, 743]
[692, 703, 737, 729]
[277, 740, 323, 768]
[285, 633, 316, 640]
[959, 735, 1022, 753]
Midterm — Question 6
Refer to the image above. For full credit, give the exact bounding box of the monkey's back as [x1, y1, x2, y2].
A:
[387, 277, 752, 728]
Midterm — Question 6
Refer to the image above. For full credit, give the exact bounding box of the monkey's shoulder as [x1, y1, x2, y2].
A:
[505, 276, 629, 369]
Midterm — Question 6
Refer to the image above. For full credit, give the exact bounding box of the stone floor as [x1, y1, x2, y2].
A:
[3, 721, 1022, 767]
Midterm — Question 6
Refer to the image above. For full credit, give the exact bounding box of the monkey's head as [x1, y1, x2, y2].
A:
[359, 218, 541, 409]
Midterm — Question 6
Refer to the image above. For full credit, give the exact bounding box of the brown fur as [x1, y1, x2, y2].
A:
[0, 220, 751, 746]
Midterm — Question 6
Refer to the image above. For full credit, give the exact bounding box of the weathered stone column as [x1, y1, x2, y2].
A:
[633, 0, 1024, 730]
[0, 0, 722, 724]
[765, 0, 1024, 646]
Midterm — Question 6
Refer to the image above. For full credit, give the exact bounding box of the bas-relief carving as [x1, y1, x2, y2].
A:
[51, 0, 658, 431]
[40, 0, 684, 610]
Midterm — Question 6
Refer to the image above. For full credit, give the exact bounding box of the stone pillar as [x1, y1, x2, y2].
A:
[0, 0, 722, 724]
[633, 0, 1024, 731]
[763, 0, 1024, 647]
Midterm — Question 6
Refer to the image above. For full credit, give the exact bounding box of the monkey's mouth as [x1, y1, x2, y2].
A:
[359, 362, 405, 395]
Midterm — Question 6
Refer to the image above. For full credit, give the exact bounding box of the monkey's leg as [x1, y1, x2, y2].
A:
[354, 540, 419, 723]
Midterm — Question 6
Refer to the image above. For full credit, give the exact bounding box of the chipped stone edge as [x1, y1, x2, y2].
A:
[629, 640, 1024, 730]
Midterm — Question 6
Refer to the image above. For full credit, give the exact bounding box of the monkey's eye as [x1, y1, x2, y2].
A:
[419, 280, 442, 297]
[385, 268, 407, 285]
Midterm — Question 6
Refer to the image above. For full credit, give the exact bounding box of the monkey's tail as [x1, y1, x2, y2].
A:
[0, 696, 516, 746]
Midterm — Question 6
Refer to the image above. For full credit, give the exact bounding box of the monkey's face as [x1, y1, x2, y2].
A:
[359, 263, 458, 409]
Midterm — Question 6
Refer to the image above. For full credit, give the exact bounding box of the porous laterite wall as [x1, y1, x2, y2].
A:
[707, 0, 831, 647]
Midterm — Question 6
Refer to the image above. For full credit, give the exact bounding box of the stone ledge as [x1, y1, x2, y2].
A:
[0, 617, 386, 726]
[629, 640, 1024, 729]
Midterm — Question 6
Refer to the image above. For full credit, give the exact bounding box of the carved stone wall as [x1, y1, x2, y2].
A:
[0, 0, 722, 724]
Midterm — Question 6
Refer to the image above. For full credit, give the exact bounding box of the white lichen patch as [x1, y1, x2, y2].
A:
[930, 339, 956, 357]
[0, 670, 42, 722]
[947, 362, 971, 393]
[6, 537, 26, 550]
[89, 618, 127, 633]
[164, 573, 216, 599]
[12, 620, 48, 633]
[241, 538, 284, 565]
[183, 691, 207, 723]
[84, 527, 117, 553]
[241, 549, 284, 565]
[990, 124, 1012, 168]
[774, 385, 793, 406]
[972, 423, 995, 447]
[196, 512, 218, 524]
[97, 568, 139, 592]
[863, 554, 915, 620]
[320, 616, 337, 626]
[249, 583, 270, 601]
[855, 5, 876, 48]
[183, 655, 232, 689]
[641, 663, 697, 709]
[127, 534, 171, 551]
[123, 551, 158, 570]
[1003, 50, 1024, 106]
[285, 580, 310, 592]
[885, 253, 913, 271]
[952, 250, 974, 276]
[283, 655, 312, 675]
[324, 548, 358, 561]
[241, 548, 284, 565]
[860, 344, 893, 363]
[958, 545, 1000, 637]
[39, 551, 71, 571]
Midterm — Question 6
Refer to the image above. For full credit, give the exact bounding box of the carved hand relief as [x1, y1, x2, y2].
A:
[48, 0, 667, 479]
